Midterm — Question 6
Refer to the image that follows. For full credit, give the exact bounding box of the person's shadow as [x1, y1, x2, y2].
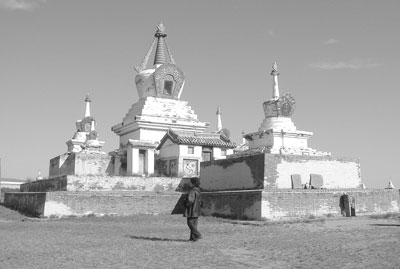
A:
[126, 235, 188, 242]
[370, 224, 400, 227]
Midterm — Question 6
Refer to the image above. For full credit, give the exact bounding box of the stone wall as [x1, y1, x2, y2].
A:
[264, 155, 361, 189]
[201, 189, 400, 220]
[200, 153, 361, 190]
[20, 176, 182, 192]
[4, 191, 181, 217]
[261, 189, 400, 220]
[3, 192, 46, 217]
[202, 190, 262, 220]
[200, 154, 265, 191]
[49, 154, 75, 177]
[49, 152, 112, 178]
[20, 176, 68, 192]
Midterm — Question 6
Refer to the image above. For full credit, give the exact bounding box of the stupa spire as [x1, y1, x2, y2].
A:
[271, 62, 280, 99]
[154, 23, 168, 66]
[134, 23, 176, 73]
[84, 94, 91, 117]
[216, 106, 222, 132]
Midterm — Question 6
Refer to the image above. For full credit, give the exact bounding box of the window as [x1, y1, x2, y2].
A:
[163, 80, 173, 95]
[202, 147, 213, 162]
[221, 149, 227, 156]
[188, 146, 194, 154]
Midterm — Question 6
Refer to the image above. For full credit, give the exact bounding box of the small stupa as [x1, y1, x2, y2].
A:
[386, 180, 395, 189]
[66, 95, 105, 153]
[49, 95, 110, 177]
[242, 62, 330, 156]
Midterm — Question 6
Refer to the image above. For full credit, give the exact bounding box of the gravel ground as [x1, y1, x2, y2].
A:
[0, 205, 399, 269]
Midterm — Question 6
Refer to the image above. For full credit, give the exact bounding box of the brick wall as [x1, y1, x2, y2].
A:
[4, 191, 181, 217]
[3, 192, 47, 217]
[200, 189, 399, 221]
[49, 152, 112, 178]
[199, 153, 361, 191]
[264, 154, 361, 189]
[262, 189, 399, 220]
[20, 176, 182, 192]
[200, 154, 265, 191]
[20, 176, 67, 192]
[202, 190, 262, 220]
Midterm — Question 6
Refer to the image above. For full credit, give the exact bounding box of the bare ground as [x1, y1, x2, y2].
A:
[0, 205, 399, 269]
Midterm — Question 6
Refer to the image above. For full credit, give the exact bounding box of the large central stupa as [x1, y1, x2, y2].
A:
[111, 23, 209, 175]
[112, 23, 209, 146]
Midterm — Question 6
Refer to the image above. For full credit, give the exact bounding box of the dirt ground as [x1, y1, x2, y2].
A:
[0, 205, 399, 269]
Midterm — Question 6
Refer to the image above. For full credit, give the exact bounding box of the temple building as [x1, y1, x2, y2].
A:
[49, 96, 110, 177]
[156, 129, 236, 177]
[111, 23, 211, 176]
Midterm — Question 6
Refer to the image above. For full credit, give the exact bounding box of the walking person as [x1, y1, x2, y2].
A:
[184, 177, 203, 242]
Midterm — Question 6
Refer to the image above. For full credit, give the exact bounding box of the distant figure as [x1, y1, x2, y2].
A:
[304, 182, 309, 189]
[184, 177, 203, 242]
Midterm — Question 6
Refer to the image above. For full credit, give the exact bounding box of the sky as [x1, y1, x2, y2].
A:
[0, 0, 399, 188]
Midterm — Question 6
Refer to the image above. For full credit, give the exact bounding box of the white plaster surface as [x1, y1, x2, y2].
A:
[67, 176, 181, 192]
[44, 201, 73, 217]
[275, 159, 361, 188]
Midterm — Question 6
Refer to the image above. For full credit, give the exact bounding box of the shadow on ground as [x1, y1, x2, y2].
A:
[127, 235, 188, 242]
[371, 224, 400, 227]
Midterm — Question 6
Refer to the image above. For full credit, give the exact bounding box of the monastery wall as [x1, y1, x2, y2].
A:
[264, 155, 361, 189]
[261, 189, 400, 220]
[20, 176, 182, 192]
[49, 152, 112, 178]
[201, 189, 400, 220]
[200, 153, 361, 190]
[4, 191, 181, 218]
[201, 190, 262, 220]
[200, 154, 265, 192]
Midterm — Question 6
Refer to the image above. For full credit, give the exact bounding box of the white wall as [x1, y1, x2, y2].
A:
[275, 159, 361, 188]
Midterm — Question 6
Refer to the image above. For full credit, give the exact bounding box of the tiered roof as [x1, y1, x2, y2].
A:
[157, 129, 236, 149]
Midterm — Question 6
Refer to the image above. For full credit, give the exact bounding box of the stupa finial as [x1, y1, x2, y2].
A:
[216, 106, 222, 132]
[156, 22, 166, 36]
[84, 94, 91, 117]
[271, 62, 280, 99]
[154, 22, 168, 66]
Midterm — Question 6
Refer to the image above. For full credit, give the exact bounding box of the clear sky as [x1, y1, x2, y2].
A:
[0, 0, 399, 188]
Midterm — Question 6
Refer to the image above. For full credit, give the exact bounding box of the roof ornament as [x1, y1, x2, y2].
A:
[84, 94, 91, 117]
[271, 62, 280, 99]
[216, 106, 222, 132]
[134, 23, 176, 73]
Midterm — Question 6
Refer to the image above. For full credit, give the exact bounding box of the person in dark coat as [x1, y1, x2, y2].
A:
[184, 177, 202, 242]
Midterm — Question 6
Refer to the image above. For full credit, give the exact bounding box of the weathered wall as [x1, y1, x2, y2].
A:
[4, 191, 181, 217]
[200, 153, 360, 191]
[200, 154, 265, 191]
[201, 190, 262, 220]
[3, 192, 46, 217]
[20, 175, 67, 192]
[200, 189, 399, 220]
[264, 155, 361, 189]
[49, 152, 112, 178]
[261, 189, 400, 220]
[49, 153, 75, 177]
[20, 176, 182, 192]
[74, 152, 112, 176]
